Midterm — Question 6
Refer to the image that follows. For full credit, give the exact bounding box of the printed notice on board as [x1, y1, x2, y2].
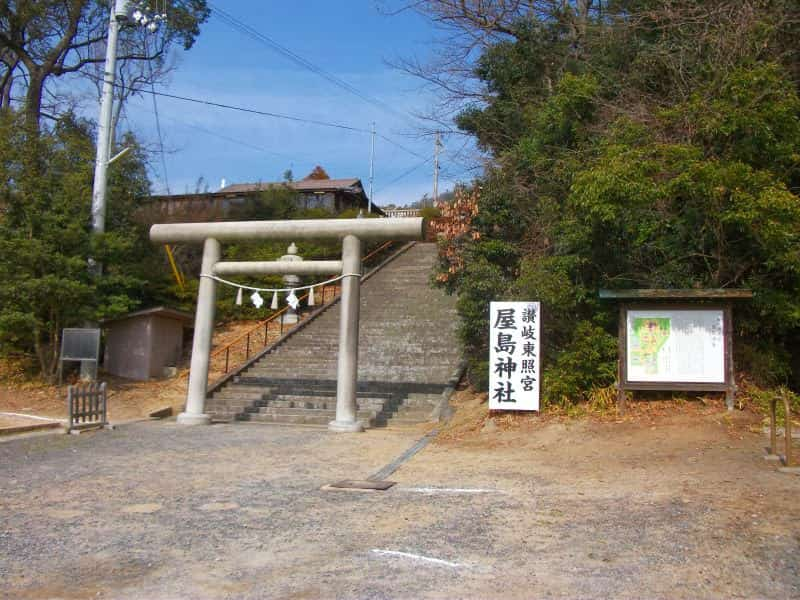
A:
[489, 301, 541, 411]
[626, 309, 725, 383]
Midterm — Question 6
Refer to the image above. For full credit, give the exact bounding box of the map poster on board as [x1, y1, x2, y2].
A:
[489, 301, 541, 411]
[626, 309, 725, 383]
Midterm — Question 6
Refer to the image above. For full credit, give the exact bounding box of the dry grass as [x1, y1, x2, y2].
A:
[436, 384, 761, 446]
[0, 319, 278, 423]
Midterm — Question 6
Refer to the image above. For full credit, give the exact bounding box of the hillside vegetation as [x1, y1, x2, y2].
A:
[427, 1, 800, 405]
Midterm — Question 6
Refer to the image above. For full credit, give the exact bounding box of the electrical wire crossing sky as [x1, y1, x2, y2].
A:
[120, 0, 468, 207]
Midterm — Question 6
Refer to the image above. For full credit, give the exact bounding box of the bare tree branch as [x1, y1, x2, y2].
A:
[0, 0, 209, 131]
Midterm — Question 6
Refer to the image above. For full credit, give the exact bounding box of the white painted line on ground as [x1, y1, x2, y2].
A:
[371, 549, 465, 568]
[396, 486, 504, 494]
[0, 412, 66, 423]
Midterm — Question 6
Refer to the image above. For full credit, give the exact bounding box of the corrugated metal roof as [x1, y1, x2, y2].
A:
[101, 306, 194, 324]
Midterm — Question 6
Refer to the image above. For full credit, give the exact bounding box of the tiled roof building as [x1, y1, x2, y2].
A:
[139, 173, 380, 224]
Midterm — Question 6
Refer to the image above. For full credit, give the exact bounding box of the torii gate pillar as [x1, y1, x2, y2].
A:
[150, 218, 425, 432]
[329, 234, 363, 432]
[178, 237, 220, 425]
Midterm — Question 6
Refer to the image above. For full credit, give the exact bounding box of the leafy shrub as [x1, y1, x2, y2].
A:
[419, 206, 441, 219]
[542, 322, 617, 407]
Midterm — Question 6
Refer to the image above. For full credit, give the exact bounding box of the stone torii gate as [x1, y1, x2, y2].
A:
[150, 218, 425, 432]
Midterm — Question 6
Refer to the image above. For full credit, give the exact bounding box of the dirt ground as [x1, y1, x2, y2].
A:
[0, 364, 189, 423]
[1, 390, 798, 599]
[0, 318, 288, 424]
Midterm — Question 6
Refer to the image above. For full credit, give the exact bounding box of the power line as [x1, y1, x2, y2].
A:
[376, 132, 427, 161]
[145, 37, 171, 194]
[144, 105, 315, 164]
[374, 157, 432, 195]
[198, 1, 419, 127]
[160, 115, 309, 163]
[82, 70, 370, 133]
[149, 87, 372, 134]
[127, 99, 432, 187]
[84, 69, 432, 163]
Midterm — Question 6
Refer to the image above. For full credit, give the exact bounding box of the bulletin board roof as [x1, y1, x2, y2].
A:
[599, 289, 753, 300]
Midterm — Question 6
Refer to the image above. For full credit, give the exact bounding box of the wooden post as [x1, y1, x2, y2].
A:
[770, 398, 778, 456]
[101, 382, 107, 426]
[724, 304, 735, 410]
[784, 392, 793, 467]
[617, 304, 627, 414]
[67, 386, 73, 431]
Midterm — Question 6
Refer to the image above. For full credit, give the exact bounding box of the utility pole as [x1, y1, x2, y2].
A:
[433, 131, 442, 207]
[82, 0, 129, 379]
[90, 0, 130, 247]
[368, 122, 375, 214]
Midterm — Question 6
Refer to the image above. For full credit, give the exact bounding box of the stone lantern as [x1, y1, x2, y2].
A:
[279, 242, 302, 323]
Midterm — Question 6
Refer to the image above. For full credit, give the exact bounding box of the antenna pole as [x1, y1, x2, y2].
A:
[433, 131, 441, 207]
[368, 122, 375, 214]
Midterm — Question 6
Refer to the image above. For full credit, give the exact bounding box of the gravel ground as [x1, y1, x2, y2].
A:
[1, 408, 798, 599]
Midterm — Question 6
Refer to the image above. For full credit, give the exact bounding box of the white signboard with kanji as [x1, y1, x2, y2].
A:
[489, 301, 541, 411]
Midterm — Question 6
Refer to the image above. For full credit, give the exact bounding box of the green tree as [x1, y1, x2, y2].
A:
[0, 111, 169, 378]
[421, 1, 800, 402]
[0, 0, 210, 130]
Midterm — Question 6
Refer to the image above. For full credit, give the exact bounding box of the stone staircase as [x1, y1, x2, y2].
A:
[206, 243, 462, 427]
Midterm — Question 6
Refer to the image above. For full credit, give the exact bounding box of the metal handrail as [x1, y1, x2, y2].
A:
[769, 392, 794, 467]
[191, 240, 397, 377]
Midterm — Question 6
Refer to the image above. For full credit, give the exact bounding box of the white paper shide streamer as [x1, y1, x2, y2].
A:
[199, 271, 361, 311]
[286, 290, 299, 310]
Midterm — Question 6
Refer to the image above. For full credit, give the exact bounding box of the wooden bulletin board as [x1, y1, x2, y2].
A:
[600, 290, 753, 411]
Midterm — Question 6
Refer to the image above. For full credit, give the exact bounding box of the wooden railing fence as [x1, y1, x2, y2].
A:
[67, 382, 108, 432]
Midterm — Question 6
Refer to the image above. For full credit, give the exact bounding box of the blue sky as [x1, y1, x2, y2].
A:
[119, 1, 469, 207]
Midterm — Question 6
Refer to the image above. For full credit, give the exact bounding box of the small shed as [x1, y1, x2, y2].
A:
[103, 307, 193, 380]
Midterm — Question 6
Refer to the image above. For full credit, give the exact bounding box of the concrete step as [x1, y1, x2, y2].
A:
[267, 396, 389, 411]
[268, 341, 460, 351]
[269, 345, 460, 354]
[211, 391, 266, 402]
[257, 406, 377, 419]
[245, 413, 337, 426]
[212, 385, 270, 395]
[209, 401, 267, 414]
[245, 412, 382, 427]
[245, 369, 336, 377]
[235, 388, 396, 403]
